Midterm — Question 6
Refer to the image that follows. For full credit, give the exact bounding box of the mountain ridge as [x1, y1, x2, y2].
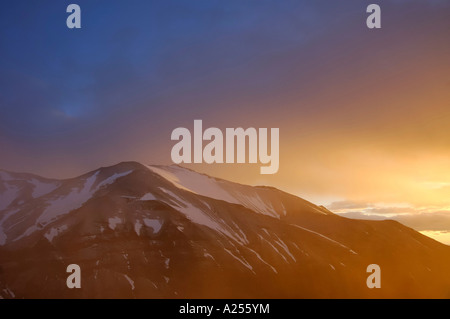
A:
[1, 161, 449, 298]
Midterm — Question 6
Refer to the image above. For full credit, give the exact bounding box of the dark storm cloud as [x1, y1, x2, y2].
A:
[0, 1, 353, 141]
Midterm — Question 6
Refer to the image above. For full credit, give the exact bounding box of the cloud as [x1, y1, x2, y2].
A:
[327, 201, 373, 211]
[328, 200, 414, 215]
[334, 201, 450, 232]
[335, 211, 387, 221]
[395, 212, 450, 232]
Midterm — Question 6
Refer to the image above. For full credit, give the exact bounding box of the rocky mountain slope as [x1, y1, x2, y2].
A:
[1, 162, 449, 298]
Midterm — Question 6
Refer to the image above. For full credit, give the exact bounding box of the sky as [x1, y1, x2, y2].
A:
[1, 1, 450, 243]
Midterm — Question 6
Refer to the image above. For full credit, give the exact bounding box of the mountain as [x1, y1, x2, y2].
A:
[0, 162, 449, 298]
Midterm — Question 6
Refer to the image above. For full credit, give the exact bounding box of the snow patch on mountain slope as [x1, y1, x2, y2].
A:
[246, 247, 278, 273]
[258, 234, 289, 263]
[291, 224, 357, 254]
[0, 209, 20, 245]
[30, 179, 59, 198]
[0, 184, 19, 211]
[310, 206, 328, 215]
[147, 165, 283, 218]
[229, 192, 279, 218]
[97, 170, 133, 189]
[37, 172, 100, 226]
[158, 187, 248, 245]
[1, 287, 15, 298]
[158, 187, 223, 231]
[13, 225, 39, 242]
[272, 232, 296, 262]
[109, 217, 122, 230]
[203, 250, 215, 260]
[164, 258, 170, 269]
[44, 225, 68, 242]
[224, 248, 255, 274]
[143, 218, 162, 234]
[0, 172, 59, 203]
[147, 165, 239, 203]
[21, 169, 133, 235]
[140, 193, 157, 201]
[134, 220, 142, 235]
[124, 275, 135, 290]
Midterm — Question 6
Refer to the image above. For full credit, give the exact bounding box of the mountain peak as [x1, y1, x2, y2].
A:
[1, 161, 450, 298]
